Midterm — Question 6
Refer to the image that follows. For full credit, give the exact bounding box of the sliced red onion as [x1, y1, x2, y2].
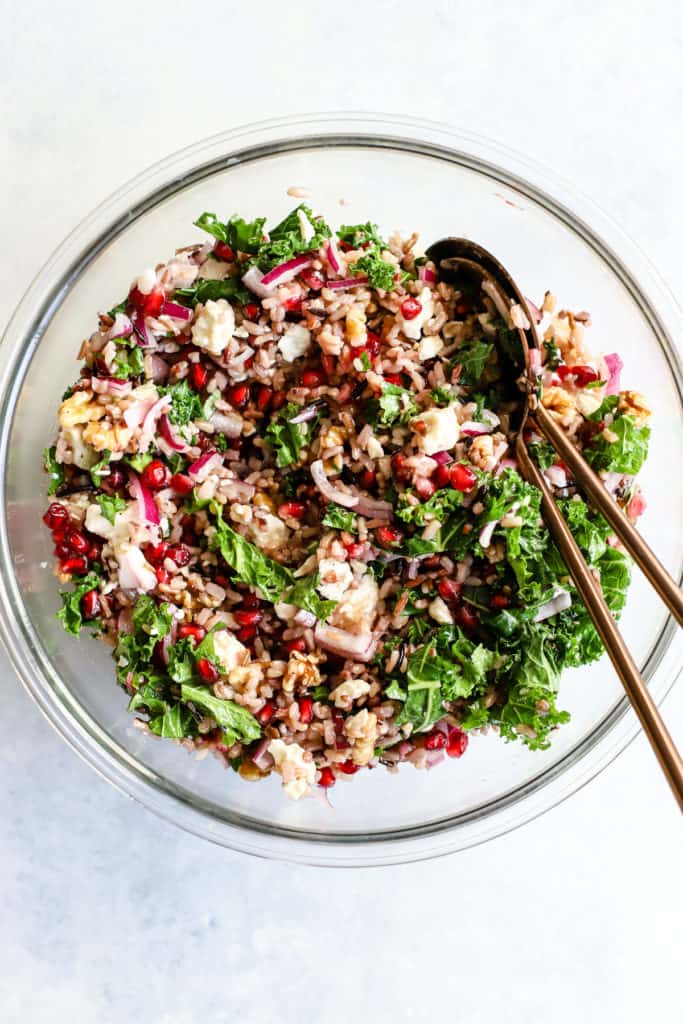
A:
[150, 355, 170, 383]
[481, 279, 511, 324]
[294, 609, 317, 628]
[189, 449, 223, 481]
[123, 397, 156, 431]
[326, 238, 341, 274]
[325, 276, 369, 291]
[604, 352, 623, 395]
[160, 300, 192, 321]
[494, 458, 518, 480]
[461, 420, 494, 437]
[91, 376, 132, 397]
[131, 310, 151, 347]
[141, 395, 171, 438]
[478, 519, 498, 549]
[313, 623, 377, 662]
[628, 491, 647, 519]
[288, 403, 320, 424]
[425, 748, 446, 769]
[129, 472, 160, 525]
[260, 254, 312, 288]
[310, 460, 359, 509]
[251, 737, 274, 771]
[157, 635, 171, 667]
[106, 312, 133, 340]
[544, 464, 568, 489]
[418, 265, 436, 283]
[534, 590, 572, 622]
[524, 296, 543, 324]
[529, 347, 542, 375]
[602, 471, 626, 495]
[241, 265, 272, 299]
[354, 495, 393, 521]
[397, 741, 415, 758]
[431, 450, 454, 467]
[159, 413, 186, 452]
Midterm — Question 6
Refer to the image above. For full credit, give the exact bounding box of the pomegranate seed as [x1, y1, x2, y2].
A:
[421, 555, 441, 570]
[400, 297, 422, 320]
[318, 766, 336, 788]
[415, 477, 436, 499]
[43, 502, 68, 531]
[242, 303, 260, 321]
[227, 384, 250, 409]
[243, 354, 255, 370]
[338, 240, 353, 252]
[282, 295, 303, 314]
[241, 592, 261, 609]
[360, 468, 376, 490]
[155, 567, 168, 585]
[299, 698, 313, 724]
[391, 453, 411, 481]
[81, 589, 101, 620]
[54, 541, 71, 559]
[375, 526, 402, 547]
[65, 530, 89, 554]
[365, 331, 382, 357]
[234, 609, 262, 627]
[167, 544, 191, 567]
[301, 368, 326, 389]
[383, 372, 403, 386]
[337, 759, 359, 775]
[146, 542, 168, 565]
[424, 731, 447, 750]
[321, 354, 336, 378]
[455, 604, 478, 631]
[214, 573, 231, 588]
[449, 463, 477, 492]
[271, 390, 287, 411]
[438, 578, 463, 603]
[557, 364, 599, 387]
[446, 728, 468, 758]
[169, 473, 193, 495]
[454, 299, 470, 318]
[60, 555, 88, 576]
[285, 637, 306, 654]
[189, 362, 209, 391]
[214, 241, 235, 261]
[177, 623, 205, 646]
[197, 657, 219, 683]
[141, 460, 169, 490]
[278, 501, 305, 520]
[300, 269, 324, 291]
[344, 541, 365, 558]
[332, 710, 345, 734]
[255, 385, 273, 411]
[100, 467, 125, 495]
[257, 702, 274, 725]
[128, 286, 165, 318]
[236, 625, 257, 643]
[433, 464, 451, 489]
[490, 593, 510, 610]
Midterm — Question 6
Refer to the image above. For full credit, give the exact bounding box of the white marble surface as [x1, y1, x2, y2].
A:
[1, 2, 682, 1020]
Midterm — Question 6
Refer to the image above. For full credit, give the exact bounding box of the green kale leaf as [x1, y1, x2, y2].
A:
[175, 276, 251, 307]
[263, 402, 310, 468]
[584, 416, 650, 475]
[322, 503, 358, 533]
[44, 446, 64, 495]
[453, 340, 494, 385]
[194, 212, 266, 254]
[181, 683, 261, 745]
[209, 500, 293, 602]
[56, 572, 102, 636]
[97, 493, 127, 525]
[285, 573, 337, 623]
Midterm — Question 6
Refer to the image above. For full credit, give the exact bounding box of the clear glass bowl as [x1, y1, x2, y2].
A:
[1, 114, 681, 866]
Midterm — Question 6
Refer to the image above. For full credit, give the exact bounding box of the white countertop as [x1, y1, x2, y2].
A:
[1, 2, 682, 1020]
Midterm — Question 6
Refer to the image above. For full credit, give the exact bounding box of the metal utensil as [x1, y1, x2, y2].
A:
[426, 236, 683, 810]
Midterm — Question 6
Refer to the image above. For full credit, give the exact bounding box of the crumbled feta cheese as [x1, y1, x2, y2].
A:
[136, 267, 157, 295]
[58, 424, 97, 470]
[191, 299, 235, 356]
[195, 257, 232, 281]
[428, 596, 454, 625]
[85, 500, 131, 542]
[268, 739, 315, 800]
[213, 629, 249, 673]
[247, 511, 289, 556]
[317, 558, 354, 601]
[418, 334, 444, 361]
[330, 574, 379, 634]
[329, 678, 371, 708]
[575, 389, 604, 418]
[411, 405, 460, 456]
[398, 287, 434, 340]
[278, 324, 311, 362]
[366, 436, 384, 459]
[115, 541, 156, 592]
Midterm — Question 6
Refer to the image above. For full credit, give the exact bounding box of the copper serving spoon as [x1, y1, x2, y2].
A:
[426, 237, 683, 810]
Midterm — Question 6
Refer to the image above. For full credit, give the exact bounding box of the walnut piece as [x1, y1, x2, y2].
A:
[618, 390, 651, 427]
[343, 709, 378, 765]
[282, 651, 321, 694]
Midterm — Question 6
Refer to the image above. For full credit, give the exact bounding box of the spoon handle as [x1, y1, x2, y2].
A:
[533, 403, 683, 627]
[516, 436, 683, 811]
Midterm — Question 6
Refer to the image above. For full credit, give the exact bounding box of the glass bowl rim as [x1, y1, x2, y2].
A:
[0, 112, 681, 867]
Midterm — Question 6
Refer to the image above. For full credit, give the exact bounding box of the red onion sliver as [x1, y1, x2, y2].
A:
[313, 623, 377, 662]
[604, 352, 623, 395]
[129, 472, 160, 525]
[189, 450, 223, 481]
[460, 421, 493, 437]
[241, 266, 272, 299]
[354, 495, 393, 521]
[310, 460, 359, 509]
[524, 296, 543, 324]
[160, 300, 191, 321]
[478, 519, 498, 548]
[418, 265, 436, 283]
[544, 464, 568, 489]
[159, 413, 186, 452]
[533, 590, 572, 622]
[150, 354, 170, 384]
[325, 276, 369, 291]
[431, 450, 453, 466]
[131, 310, 151, 347]
[141, 395, 171, 438]
[260, 254, 312, 288]
[288, 404, 319, 424]
[326, 238, 340, 274]
[529, 347, 542, 375]
[106, 312, 133, 340]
